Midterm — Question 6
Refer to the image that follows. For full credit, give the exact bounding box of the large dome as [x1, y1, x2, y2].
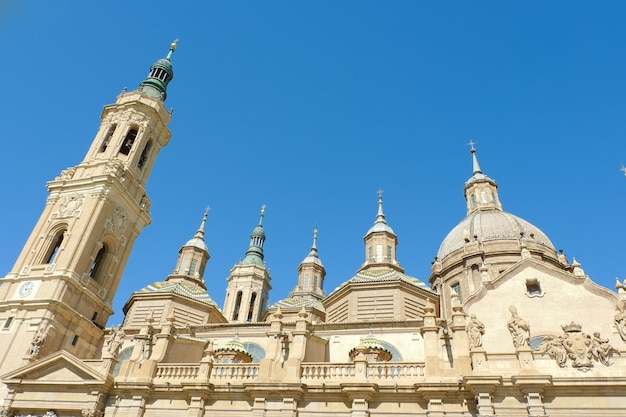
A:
[437, 210, 555, 260]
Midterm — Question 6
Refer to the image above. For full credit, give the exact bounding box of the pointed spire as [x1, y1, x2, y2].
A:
[469, 140, 482, 174]
[365, 189, 395, 236]
[138, 40, 177, 101]
[464, 142, 503, 215]
[193, 206, 209, 240]
[308, 226, 319, 257]
[242, 205, 267, 266]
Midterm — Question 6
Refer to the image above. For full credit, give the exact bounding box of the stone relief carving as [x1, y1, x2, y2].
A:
[467, 314, 485, 349]
[25, 325, 48, 359]
[507, 305, 530, 348]
[615, 300, 626, 342]
[105, 207, 128, 236]
[81, 409, 102, 417]
[103, 160, 126, 181]
[55, 168, 76, 181]
[536, 322, 616, 371]
[57, 193, 84, 219]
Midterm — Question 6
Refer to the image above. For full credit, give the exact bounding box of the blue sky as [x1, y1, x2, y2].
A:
[2, 2, 626, 325]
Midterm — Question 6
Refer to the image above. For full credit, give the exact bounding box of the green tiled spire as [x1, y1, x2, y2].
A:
[242, 205, 266, 265]
[138, 40, 177, 101]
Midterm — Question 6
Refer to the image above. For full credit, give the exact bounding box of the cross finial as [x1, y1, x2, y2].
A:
[167, 39, 179, 59]
[468, 140, 477, 152]
[259, 204, 266, 225]
[621, 165, 626, 177]
[205, 205, 211, 216]
[377, 188, 384, 199]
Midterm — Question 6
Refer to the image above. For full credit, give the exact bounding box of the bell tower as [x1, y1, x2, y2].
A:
[0, 42, 177, 374]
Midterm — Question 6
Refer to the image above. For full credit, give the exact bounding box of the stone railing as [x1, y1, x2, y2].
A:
[301, 362, 426, 383]
[367, 363, 426, 380]
[210, 364, 259, 381]
[301, 363, 356, 381]
[154, 364, 200, 381]
[149, 361, 426, 384]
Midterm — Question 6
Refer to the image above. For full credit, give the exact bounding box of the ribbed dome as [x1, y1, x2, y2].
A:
[437, 210, 555, 260]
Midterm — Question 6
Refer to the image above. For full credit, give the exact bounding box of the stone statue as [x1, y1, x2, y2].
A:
[26, 325, 48, 359]
[591, 331, 616, 366]
[466, 314, 485, 349]
[536, 335, 567, 367]
[104, 325, 125, 357]
[507, 305, 530, 348]
[614, 300, 626, 342]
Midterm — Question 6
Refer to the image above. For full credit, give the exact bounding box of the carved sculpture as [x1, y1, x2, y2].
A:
[26, 325, 48, 359]
[58, 193, 83, 218]
[507, 305, 530, 348]
[103, 325, 125, 357]
[466, 314, 485, 349]
[614, 300, 626, 342]
[536, 322, 616, 371]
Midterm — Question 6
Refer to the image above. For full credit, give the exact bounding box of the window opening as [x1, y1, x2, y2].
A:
[376, 245, 383, 262]
[387, 245, 392, 261]
[232, 291, 243, 321]
[247, 293, 257, 322]
[189, 259, 198, 276]
[303, 274, 310, 290]
[89, 245, 107, 281]
[470, 194, 477, 207]
[2, 317, 13, 330]
[100, 124, 116, 152]
[71, 335, 79, 346]
[526, 279, 542, 296]
[452, 283, 462, 303]
[44, 231, 65, 264]
[137, 140, 153, 168]
[119, 128, 138, 155]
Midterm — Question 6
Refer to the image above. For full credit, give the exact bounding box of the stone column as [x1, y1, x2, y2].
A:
[449, 294, 471, 374]
[421, 302, 440, 377]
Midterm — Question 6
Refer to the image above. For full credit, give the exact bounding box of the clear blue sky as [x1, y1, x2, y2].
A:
[2, 2, 626, 326]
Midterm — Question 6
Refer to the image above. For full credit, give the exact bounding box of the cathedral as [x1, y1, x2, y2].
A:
[1, 42, 626, 417]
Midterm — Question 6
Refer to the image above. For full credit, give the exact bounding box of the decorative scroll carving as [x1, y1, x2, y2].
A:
[57, 192, 84, 219]
[507, 305, 530, 348]
[467, 314, 485, 349]
[536, 322, 616, 371]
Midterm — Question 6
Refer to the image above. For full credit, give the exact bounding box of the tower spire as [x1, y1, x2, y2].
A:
[138, 40, 177, 101]
[242, 205, 267, 265]
[464, 143, 502, 215]
[469, 140, 482, 174]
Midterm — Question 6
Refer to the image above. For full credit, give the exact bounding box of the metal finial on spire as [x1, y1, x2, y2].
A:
[468, 140, 482, 174]
[259, 204, 266, 226]
[621, 164, 626, 177]
[166, 38, 178, 60]
[312, 225, 318, 250]
[376, 188, 386, 223]
[194, 207, 209, 239]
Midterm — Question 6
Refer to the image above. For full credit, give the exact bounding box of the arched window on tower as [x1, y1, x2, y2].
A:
[89, 244, 107, 282]
[43, 230, 65, 264]
[119, 128, 138, 156]
[137, 140, 153, 169]
[100, 124, 116, 152]
[232, 291, 243, 321]
[247, 293, 257, 322]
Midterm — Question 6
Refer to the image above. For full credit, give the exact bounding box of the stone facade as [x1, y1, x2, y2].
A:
[1, 45, 626, 417]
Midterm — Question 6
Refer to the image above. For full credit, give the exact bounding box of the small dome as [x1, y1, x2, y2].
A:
[251, 225, 266, 239]
[437, 210, 555, 260]
[366, 221, 395, 236]
[183, 236, 208, 252]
